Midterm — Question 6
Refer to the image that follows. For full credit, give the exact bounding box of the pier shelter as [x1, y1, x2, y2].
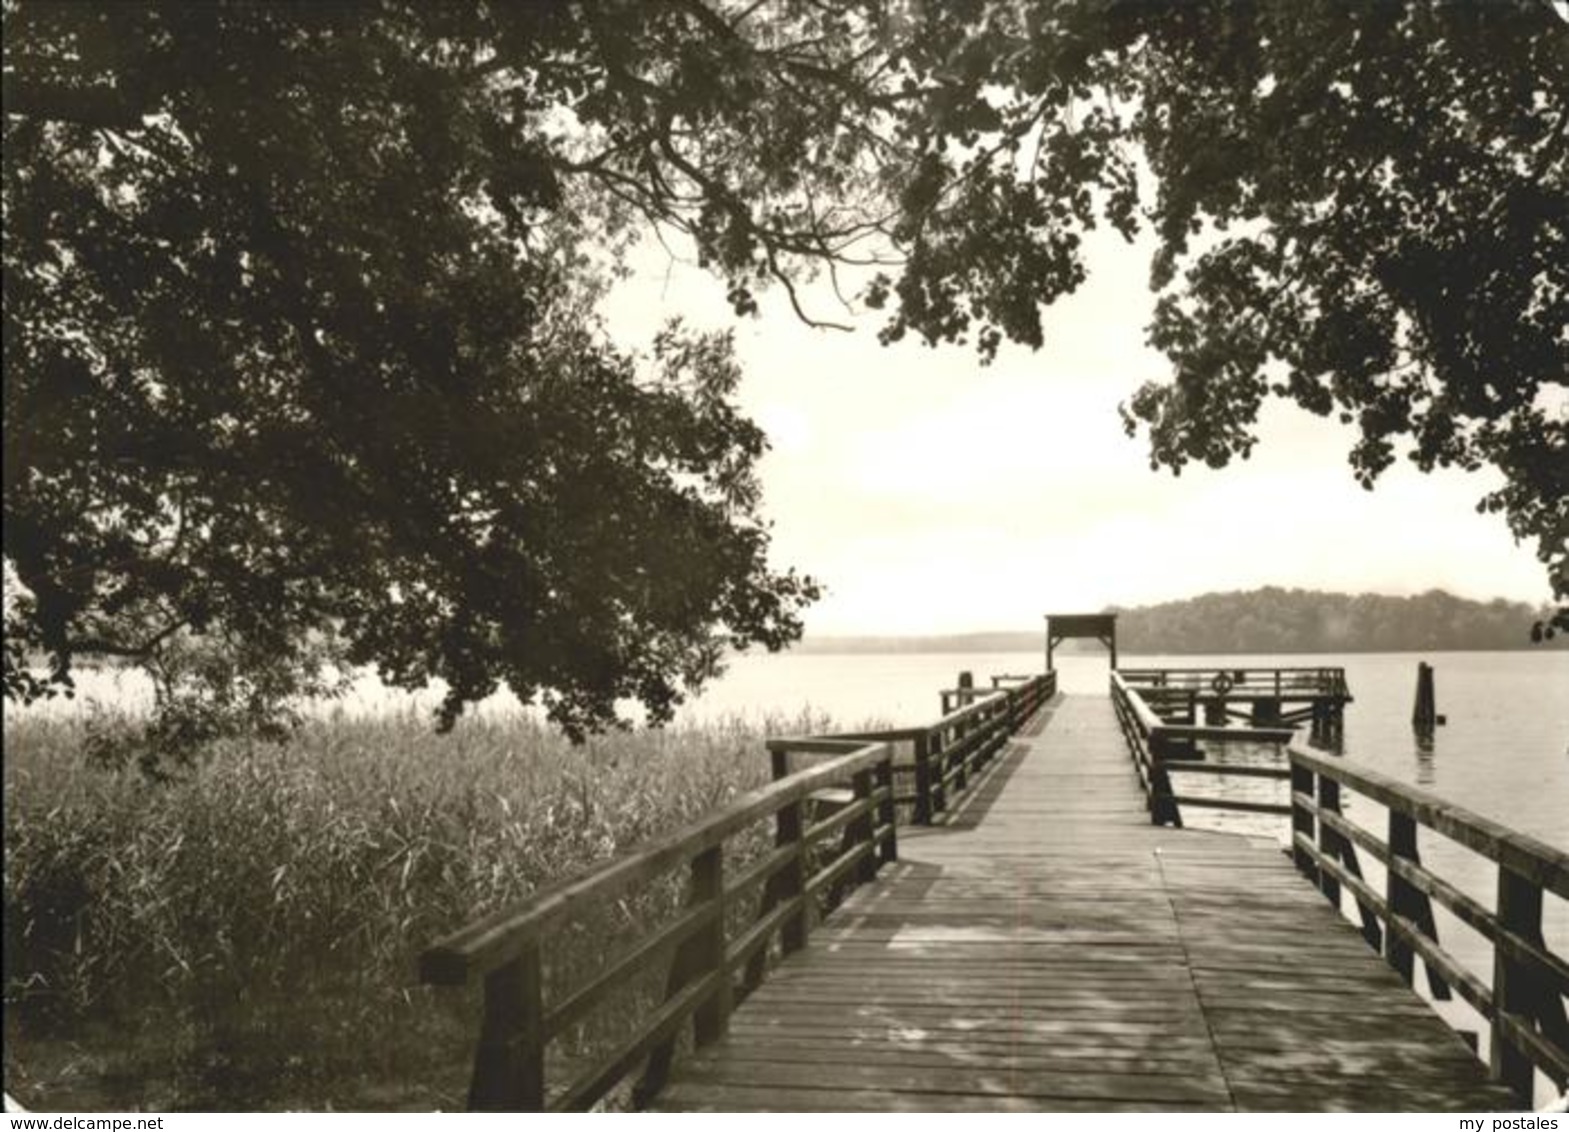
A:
[1044, 612, 1118, 670]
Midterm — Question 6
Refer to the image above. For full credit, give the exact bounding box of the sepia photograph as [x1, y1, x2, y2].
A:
[4, 0, 1567, 1115]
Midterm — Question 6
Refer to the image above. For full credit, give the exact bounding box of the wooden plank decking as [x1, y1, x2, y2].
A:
[656, 694, 1519, 1112]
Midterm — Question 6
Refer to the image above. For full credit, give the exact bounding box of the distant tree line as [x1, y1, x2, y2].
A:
[796, 589, 1565, 655]
[1111, 588, 1567, 655]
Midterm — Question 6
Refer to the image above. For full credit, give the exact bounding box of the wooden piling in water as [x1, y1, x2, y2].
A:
[1412, 662, 1438, 731]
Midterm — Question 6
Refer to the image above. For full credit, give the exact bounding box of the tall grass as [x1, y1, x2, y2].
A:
[3, 706, 841, 1110]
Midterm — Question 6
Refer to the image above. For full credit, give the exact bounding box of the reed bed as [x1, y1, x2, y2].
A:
[3, 705, 843, 1111]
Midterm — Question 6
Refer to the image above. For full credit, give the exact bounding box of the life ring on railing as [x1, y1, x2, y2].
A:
[1211, 672, 1234, 696]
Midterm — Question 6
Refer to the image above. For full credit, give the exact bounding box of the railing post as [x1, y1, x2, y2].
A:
[746, 742, 808, 989]
[1315, 778, 1383, 951]
[974, 707, 986, 774]
[852, 767, 878, 883]
[953, 714, 970, 793]
[913, 731, 933, 825]
[1148, 731, 1181, 827]
[979, 704, 991, 768]
[637, 844, 730, 1106]
[1290, 758, 1318, 882]
[1317, 776, 1342, 908]
[691, 844, 731, 1047]
[931, 728, 949, 816]
[1387, 810, 1419, 985]
[467, 944, 545, 1111]
[778, 795, 808, 956]
[874, 750, 898, 864]
[1491, 866, 1542, 1102]
[1381, 809, 1451, 1000]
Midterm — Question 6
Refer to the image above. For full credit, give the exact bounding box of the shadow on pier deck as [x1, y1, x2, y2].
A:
[654, 696, 1517, 1112]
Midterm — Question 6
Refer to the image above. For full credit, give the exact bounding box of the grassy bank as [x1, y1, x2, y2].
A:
[3, 707, 839, 1110]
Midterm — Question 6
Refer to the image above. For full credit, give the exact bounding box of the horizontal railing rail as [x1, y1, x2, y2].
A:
[929, 672, 1054, 822]
[1119, 667, 1350, 733]
[1119, 666, 1351, 706]
[1110, 670, 1293, 826]
[1288, 749, 1569, 1103]
[837, 672, 1054, 823]
[422, 668, 1057, 1111]
[1117, 662, 1349, 731]
[421, 738, 894, 1111]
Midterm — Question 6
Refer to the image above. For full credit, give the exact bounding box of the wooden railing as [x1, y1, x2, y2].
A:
[421, 669, 1055, 1110]
[420, 737, 895, 1111]
[845, 671, 1055, 824]
[1119, 666, 1349, 731]
[1119, 666, 1350, 699]
[1288, 748, 1569, 1103]
[1109, 670, 1294, 826]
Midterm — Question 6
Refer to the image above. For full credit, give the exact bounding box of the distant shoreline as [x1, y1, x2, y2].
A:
[788, 637, 1564, 655]
[20, 588, 1567, 675]
[793, 586, 1565, 655]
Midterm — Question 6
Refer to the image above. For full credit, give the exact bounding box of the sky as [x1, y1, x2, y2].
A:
[601, 227, 1554, 637]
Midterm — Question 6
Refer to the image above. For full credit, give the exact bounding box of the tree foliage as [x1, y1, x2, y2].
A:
[866, 1, 1566, 633]
[305, 0, 1562, 634]
[5, 1, 1564, 748]
[3, 0, 834, 739]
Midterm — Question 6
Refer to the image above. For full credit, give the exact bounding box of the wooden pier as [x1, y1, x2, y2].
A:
[1118, 665, 1351, 739]
[423, 673, 1568, 1113]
